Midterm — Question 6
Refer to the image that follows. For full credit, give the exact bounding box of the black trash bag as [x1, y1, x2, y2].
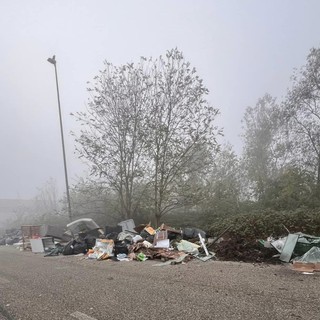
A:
[84, 235, 97, 249]
[167, 231, 181, 240]
[139, 229, 154, 243]
[183, 227, 206, 240]
[73, 241, 88, 254]
[145, 235, 154, 243]
[114, 240, 129, 255]
[139, 230, 149, 239]
[105, 232, 119, 241]
[105, 226, 122, 236]
[62, 240, 75, 255]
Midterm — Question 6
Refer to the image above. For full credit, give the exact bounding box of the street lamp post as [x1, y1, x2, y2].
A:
[47, 55, 72, 221]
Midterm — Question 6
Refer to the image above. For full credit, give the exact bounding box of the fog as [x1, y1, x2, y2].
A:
[1, 0, 319, 199]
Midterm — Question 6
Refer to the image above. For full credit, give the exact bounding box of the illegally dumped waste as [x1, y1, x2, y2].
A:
[88, 239, 114, 260]
[176, 240, 200, 254]
[44, 243, 64, 257]
[0, 225, 69, 253]
[152, 253, 189, 267]
[136, 252, 147, 261]
[1, 218, 222, 266]
[295, 246, 320, 263]
[291, 246, 320, 273]
[261, 232, 320, 263]
[183, 227, 206, 240]
[5, 217, 320, 269]
[66, 218, 104, 238]
[0, 229, 21, 246]
[118, 219, 136, 232]
[256, 231, 320, 273]
[23, 218, 215, 265]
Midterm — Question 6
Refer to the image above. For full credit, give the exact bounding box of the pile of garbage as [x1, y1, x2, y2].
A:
[0, 225, 70, 251]
[45, 218, 216, 264]
[4, 218, 320, 271]
[0, 229, 22, 246]
[260, 232, 320, 273]
[207, 226, 320, 269]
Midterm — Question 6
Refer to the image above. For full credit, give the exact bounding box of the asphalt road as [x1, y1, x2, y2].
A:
[0, 246, 319, 320]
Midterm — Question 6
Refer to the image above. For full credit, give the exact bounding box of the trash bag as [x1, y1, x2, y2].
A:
[73, 241, 88, 254]
[105, 232, 119, 241]
[177, 240, 200, 254]
[62, 240, 75, 255]
[139, 229, 149, 239]
[183, 228, 206, 240]
[85, 235, 97, 249]
[114, 240, 129, 255]
[140, 230, 154, 243]
[105, 226, 122, 236]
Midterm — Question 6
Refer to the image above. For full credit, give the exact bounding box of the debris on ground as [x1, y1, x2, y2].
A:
[291, 246, 320, 273]
[0, 218, 217, 265]
[66, 218, 104, 239]
[208, 224, 320, 266]
[9, 218, 320, 269]
[261, 232, 320, 262]
[0, 218, 225, 266]
[0, 228, 22, 246]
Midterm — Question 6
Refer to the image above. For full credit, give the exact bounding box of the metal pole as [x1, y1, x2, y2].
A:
[47, 55, 72, 221]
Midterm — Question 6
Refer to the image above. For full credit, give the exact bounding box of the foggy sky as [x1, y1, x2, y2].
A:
[1, 0, 320, 199]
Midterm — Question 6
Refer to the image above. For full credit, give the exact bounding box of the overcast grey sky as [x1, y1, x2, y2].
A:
[0, 0, 319, 199]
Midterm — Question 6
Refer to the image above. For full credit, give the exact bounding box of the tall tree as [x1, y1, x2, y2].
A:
[241, 94, 284, 201]
[74, 60, 150, 219]
[284, 47, 320, 187]
[74, 49, 221, 225]
[144, 49, 220, 225]
[203, 144, 242, 219]
[262, 167, 316, 210]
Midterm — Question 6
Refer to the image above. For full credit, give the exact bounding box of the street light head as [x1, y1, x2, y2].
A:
[47, 55, 56, 65]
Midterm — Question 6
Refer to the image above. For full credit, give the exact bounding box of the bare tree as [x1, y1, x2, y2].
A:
[145, 49, 220, 225]
[74, 60, 150, 219]
[74, 49, 221, 225]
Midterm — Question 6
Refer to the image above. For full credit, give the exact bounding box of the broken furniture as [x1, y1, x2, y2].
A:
[30, 237, 55, 253]
[67, 218, 103, 238]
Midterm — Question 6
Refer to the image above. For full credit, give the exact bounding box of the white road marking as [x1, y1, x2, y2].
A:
[70, 311, 97, 320]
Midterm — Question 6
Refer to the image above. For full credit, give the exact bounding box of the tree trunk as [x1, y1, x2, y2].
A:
[155, 214, 161, 228]
[317, 156, 320, 186]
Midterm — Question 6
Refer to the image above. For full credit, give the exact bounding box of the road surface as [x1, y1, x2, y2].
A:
[0, 246, 319, 320]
